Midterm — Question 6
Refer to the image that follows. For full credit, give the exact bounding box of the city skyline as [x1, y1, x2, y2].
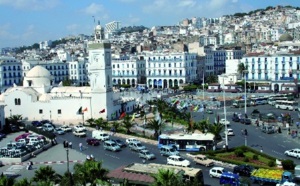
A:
[0, 0, 299, 49]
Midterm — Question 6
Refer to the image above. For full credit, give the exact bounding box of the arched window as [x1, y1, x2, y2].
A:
[18, 98, 21, 105]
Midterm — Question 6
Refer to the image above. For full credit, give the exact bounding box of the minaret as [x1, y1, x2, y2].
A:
[88, 21, 113, 119]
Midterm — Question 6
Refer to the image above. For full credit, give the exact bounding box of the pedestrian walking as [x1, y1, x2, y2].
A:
[79, 142, 83, 151]
[260, 146, 263, 153]
[244, 129, 248, 136]
[69, 141, 72, 149]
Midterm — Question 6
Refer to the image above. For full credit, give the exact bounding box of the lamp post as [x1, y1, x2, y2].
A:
[50, 110, 52, 122]
[243, 70, 248, 117]
[10, 109, 12, 117]
[223, 78, 228, 150]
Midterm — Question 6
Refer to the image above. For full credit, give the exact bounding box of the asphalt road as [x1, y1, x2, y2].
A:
[2, 99, 300, 185]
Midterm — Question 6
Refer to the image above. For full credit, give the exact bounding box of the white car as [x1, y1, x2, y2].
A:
[74, 125, 86, 132]
[220, 119, 230, 125]
[43, 123, 54, 132]
[167, 155, 190, 167]
[73, 130, 86, 137]
[61, 125, 72, 132]
[54, 128, 65, 135]
[126, 138, 140, 144]
[209, 167, 229, 178]
[284, 148, 300, 158]
[225, 128, 235, 136]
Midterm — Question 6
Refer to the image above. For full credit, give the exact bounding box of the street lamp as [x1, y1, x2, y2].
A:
[222, 77, 228, 150]
[243, 70, 248, 117]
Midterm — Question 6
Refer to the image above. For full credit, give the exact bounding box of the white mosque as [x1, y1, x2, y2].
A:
[0, 23, 135, 128]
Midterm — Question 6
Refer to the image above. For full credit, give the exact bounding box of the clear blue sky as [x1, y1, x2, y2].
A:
[0, 0, 299, 48]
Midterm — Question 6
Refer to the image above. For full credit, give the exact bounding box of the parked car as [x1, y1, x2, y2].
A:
[160, 145, 180, 157]
[31, 121, 42, 127]
[86, 138, 100, 146]
[73, 130, 86, 137]
[126, 138, 140, 144]
[233, 165, 254, 177]
[61, 125, 72, 132]
[0, 132, 6, 139]
[92, 131, 110, 141]
[193, 154, 214, 167]
[74, 125, 86, 132]
[209, 167, 230, 178]
[43, 123, 54, 132]
[167, 155, 190, 167]
[15, 133, 31, 142]
[54, 128, 65, 135]
[128, 142, 146, 152]
[110, 139, 127, 147]
[40, 120, 51, 124]
[284, 148, 300, 158]
[139, 149, 156, 160]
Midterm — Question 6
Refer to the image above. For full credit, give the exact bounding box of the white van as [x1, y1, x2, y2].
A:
[92, 131, 110, 141]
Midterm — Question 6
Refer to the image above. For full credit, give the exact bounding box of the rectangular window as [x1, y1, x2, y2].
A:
[39, 109, 43, 114]
[58, 109, 61, 114]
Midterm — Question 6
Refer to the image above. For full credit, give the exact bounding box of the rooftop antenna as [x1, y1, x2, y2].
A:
[92, 16, 95, 24]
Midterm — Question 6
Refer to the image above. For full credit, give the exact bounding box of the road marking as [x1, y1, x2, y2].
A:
[278, 144, 285, 148]
[258, 136, 265, 139]
[105, 153, 120, 159]
[272, 150, 284, 156]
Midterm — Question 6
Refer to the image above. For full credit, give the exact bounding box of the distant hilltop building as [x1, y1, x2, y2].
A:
[39, 40, 52, 50]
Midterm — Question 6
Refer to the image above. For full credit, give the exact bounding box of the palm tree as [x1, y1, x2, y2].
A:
[73, 160, 109, 186]
[95, 118, 108, 130]
[208, 122, 224, 140]
[111, 121, 121, 132]
[151, 168, 181, 186]
[194, 119, 209, 133]
[0, 174, 15, 186]
[31, 166, 61, 185]
[59, 172, 74, 186]
[14, 178, 32, 186]
[122, 115, 134, 134]
[147, 119, 164, 139]
[85, 118, 96, 127]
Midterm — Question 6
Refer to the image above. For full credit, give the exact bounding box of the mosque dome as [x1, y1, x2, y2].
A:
[279, 33, 293, 42]
[26, 66, 51, 78]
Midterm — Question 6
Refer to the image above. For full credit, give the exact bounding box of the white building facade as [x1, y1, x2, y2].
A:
[0, 56, 22, 92]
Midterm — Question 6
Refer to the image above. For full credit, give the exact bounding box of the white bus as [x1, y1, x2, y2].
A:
[158, 133, 215, 152]
[232, 99, 251, 108]
[275, 100, 298, 111]
[267, 95, 289, 106]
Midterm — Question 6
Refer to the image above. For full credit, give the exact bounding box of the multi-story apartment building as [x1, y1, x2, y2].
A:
[241, 53, 300, 93]
[0, 56, 22, 92]
[204, 47, 214, 77]
[111, 56, 146, 87]
[68, 57, 89, 86]
[22, 59, 70, 85]
[144, 52, 198, 88]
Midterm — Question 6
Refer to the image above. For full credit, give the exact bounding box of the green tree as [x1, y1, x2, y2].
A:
[0, 174, 15, 186]
[31, 166, 61, 185]
[206, 75, 218, 84]
[7, 114, 23, 125]
[59, 172, 74, 186]
[147, 119, 164, 139]
[122, 115, 134, 134]
[208, 123, 224, 141]
[111, 121, 121, 132]
[85, 118, 96, 127]
[95, 118, 108, 130]
[237, 63, 248, 77]
[14, 178, 32, 186]
[194, 119, 209, 133]
[73, 160, 109, 186]
[151, 168, 181, 186]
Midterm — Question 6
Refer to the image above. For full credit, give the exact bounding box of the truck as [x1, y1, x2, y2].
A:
[250, 168, 293, 185]
[220, 172, 241, 186]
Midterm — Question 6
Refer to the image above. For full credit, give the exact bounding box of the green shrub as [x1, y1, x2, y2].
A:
[282, 159, 295, 170]
[244, 157, 249, 162]
[268, 160, 276, 167]
[252, 154, 259, 160]
[234, 149, 245, 157]
[238, 146, 248, 152]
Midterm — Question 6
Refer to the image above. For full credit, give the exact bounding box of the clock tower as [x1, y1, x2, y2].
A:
[88, 22, 114, 119]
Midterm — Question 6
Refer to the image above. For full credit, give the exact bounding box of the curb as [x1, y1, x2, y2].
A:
[2, 160, 84, 166]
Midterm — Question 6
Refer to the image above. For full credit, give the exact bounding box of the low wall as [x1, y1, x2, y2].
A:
[0, 142, 52, 165]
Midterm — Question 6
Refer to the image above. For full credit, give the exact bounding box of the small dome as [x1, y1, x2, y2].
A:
[26, 66, 51, 78]
[279, 33, 293, 42]
[95, 25, 102, 30]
